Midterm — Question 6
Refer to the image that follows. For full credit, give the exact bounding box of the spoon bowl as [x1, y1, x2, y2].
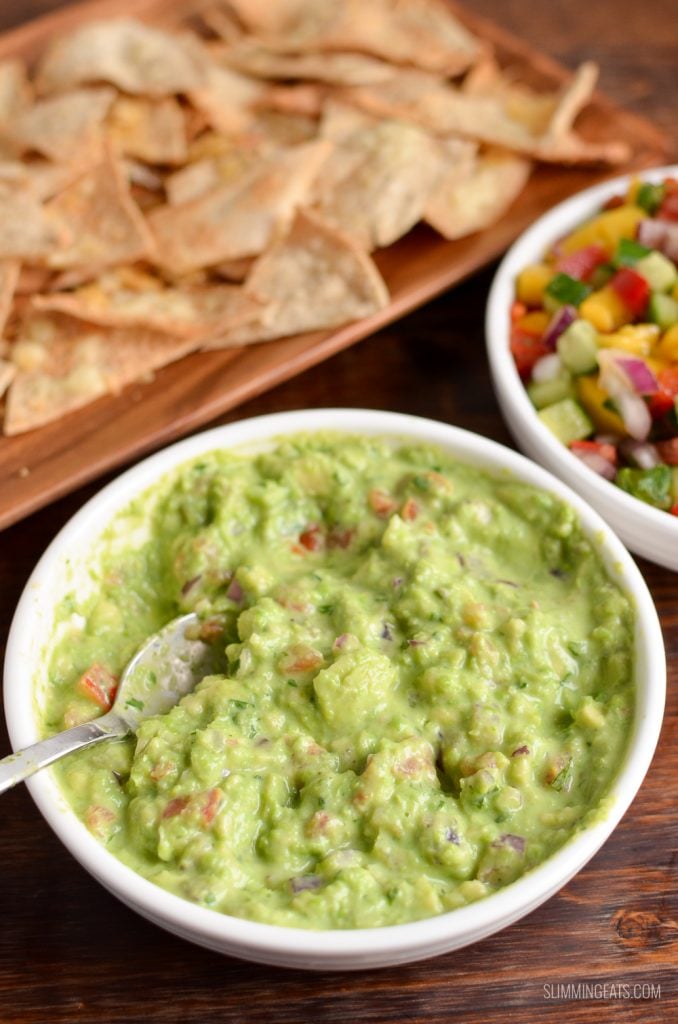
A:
[0, 611, 220, 795]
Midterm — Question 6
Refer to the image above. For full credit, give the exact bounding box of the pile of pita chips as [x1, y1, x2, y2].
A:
[0, 2, 629, 434]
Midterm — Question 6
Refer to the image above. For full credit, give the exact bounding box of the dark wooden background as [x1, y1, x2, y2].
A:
[1, 1, 676, 1022]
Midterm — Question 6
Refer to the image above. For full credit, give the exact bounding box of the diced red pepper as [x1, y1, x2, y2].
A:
[670, 503, 678, 517]
[327, 525, 354, 549]
[202, 789, 221, 825]
[510, 300, 528, 321]
[570, 439, 617, 465]
[510, 327, 549, 378]
[299, 524, 324, 551]
[162, 795, 190, 819]
[601, 193, 624, 210]
[555, 244, 607, 281]
[657, 366, 678, 397]
[610, 267, 650, 316]
[76, 663, 118, 711]
[655, 438, 678, 465]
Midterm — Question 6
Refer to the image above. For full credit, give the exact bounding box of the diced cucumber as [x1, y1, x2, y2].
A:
[528, 375, 575, 409]
[648, 291, 678, 330]
[556, 319, 599, 374]
[537, 398, 593, 445]
[635, 251, 678, 292]
[671, 467, 678, 504]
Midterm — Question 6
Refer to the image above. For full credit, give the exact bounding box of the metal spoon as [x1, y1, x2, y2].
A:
[0, 612, 221, 795]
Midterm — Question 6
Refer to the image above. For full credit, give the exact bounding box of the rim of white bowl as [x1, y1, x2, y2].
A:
[486, 165, 678, 569]
[3, 409, 666, 968]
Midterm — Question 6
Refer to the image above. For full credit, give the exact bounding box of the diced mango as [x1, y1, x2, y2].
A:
[657, 323, 678, 362]
[672, 280, 678, 301]
[516, 263, 554, 306]
[559, 204, 645, 257]
[596, 323, 660, 357]
[580, 286, 632, 332]
[576, 375, 625, 435]
[625, 178, 641, 204]
[516, 310, 550, 336]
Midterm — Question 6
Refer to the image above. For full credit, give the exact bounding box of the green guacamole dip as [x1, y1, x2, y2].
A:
[43, 434, 634, 929]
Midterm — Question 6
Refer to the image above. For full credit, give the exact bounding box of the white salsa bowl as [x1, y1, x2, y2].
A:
[486, 165, 678, 570]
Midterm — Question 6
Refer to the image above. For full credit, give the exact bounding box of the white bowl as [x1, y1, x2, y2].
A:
[486, 165, 678, 570]
[3, 409, 666, 969]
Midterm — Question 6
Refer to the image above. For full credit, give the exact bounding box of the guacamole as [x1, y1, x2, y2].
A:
[43, 434, 635, 929]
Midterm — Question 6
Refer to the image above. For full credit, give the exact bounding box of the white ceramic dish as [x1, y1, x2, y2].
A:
[3, 408, 666, 970]
[486, 165, 678, 570]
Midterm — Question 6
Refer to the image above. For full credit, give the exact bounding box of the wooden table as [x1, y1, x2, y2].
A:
[1, 1, 676, 1021]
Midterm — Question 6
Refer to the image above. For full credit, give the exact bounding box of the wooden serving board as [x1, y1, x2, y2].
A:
[0, 0, 669, 529]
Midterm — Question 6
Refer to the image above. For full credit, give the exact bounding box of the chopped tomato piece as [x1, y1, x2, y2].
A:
[658, 190, 678, 222]
[655, 438, 678, 465]
[510, 300, 528, 321]
[199, 617, 225, 642]
[327, 525, 354, 549]
[401, 497, 420, 521]
[299, 524, 324, 551]
[368, 488, 398, 517]
[202, 789, 221, 825]
[280, 644, 324, 674]
[601, 194, 624, 210]
[162, 795, 191, 819]
[556, 244, 607, 281]
[570, 439, 617, 465]
[85, 804, 116, 838]
[76, 663, 118, 711]
[671, 503, 678, 517]
[510, 327, 549, 378]
[648, 391, 676, 419]
[610, 267, 650, 316]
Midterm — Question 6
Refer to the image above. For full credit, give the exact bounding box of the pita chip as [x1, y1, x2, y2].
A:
[8, 87, 115, 164]
[108, 96, 187, 165]
[4, 313, 198, 435]
[148, 140, 330, 274]
[205, 209, 389, 348]
[45, 146, 155, 273]
[35, 18, 205, 97]
[187, 60, 264, 134]
[425, 148, 531, 239]
[0, 357, 15, 400]
[0, 191, 66, 260]
[312, 120, 444, 249]
[222, 41, 398, 86]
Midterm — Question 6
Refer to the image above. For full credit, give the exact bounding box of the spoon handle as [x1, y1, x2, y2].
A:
[0, 713, 128, 795]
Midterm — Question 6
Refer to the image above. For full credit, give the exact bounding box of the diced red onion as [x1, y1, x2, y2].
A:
[226, 578, 244, 603]
[290, 875, 323, 893]
[616, 389, 652, 441]
[531, 352, 563, 383]
[493, 833, 525, 854]
[619, 438, 660, 469]
[571, 448, 617, 480]
[637, 218, 678, 262]
[615, 357, 658, 395]
[543, 305, 578, 350]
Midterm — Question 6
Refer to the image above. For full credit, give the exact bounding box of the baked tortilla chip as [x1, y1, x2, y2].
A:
[347, 63, 628, 164]
[0, 260, 19, 336]
[0, 59, 31, 127]
[222, 0, 482, 75]
[45, 147, 155, 273]
[35, 18, 205, 97]
[4, 313, 198, 435]
[0, 191, 65, 260]
[187, 59, 264, 135]
[0, 357, 15, 400]
[425, 148, 531, 240]
[222, 41, 398, 86]
[108, 96, 187, 165]
[148, 140, 330, 274]
[312, 120, 444, 249]
[165, 145, 264, 205]
[9, 87, 115, 164]
[31, 269, 260, 338]
[206, 209, 389, 348]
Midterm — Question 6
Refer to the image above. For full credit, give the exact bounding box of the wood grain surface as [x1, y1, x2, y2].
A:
[1, 2, 677, 1023]
[0, 0, 669, 530]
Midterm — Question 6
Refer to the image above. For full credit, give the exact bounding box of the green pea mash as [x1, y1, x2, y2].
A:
[43, 434, 634, 929]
